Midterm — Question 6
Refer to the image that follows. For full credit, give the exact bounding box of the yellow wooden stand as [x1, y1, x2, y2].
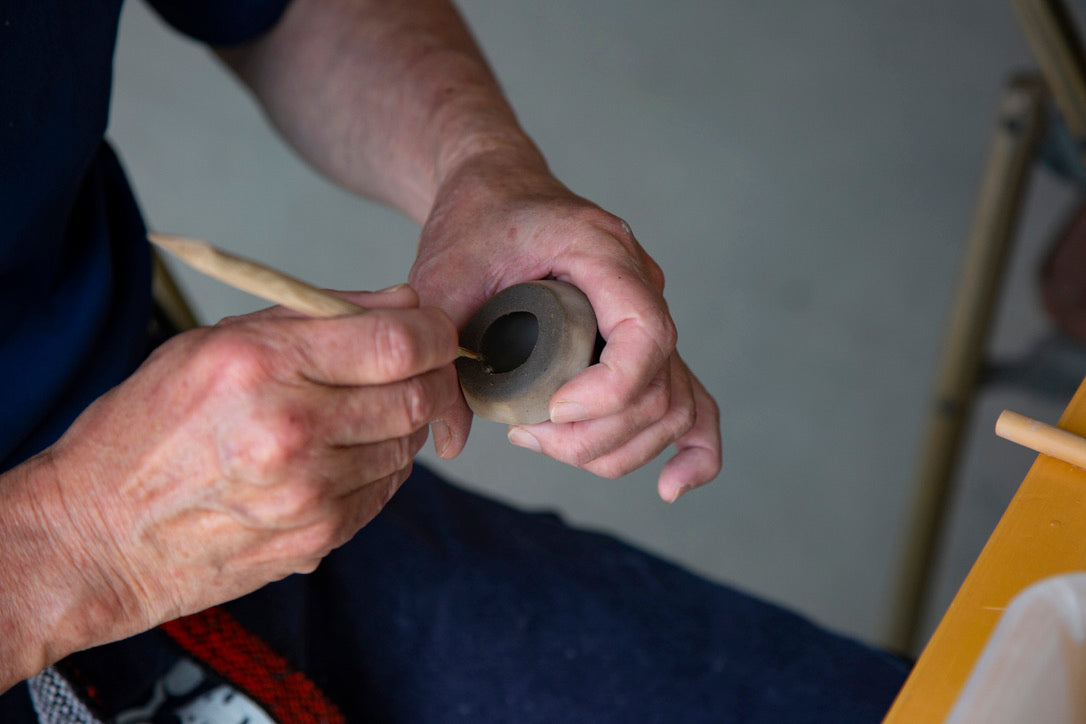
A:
[884, 379, 1086, 721]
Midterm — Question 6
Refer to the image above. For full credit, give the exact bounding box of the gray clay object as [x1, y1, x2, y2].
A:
[457, 280, 598, 425]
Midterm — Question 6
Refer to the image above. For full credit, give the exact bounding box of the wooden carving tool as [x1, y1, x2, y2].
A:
[148, 232, 485, 363]
[995, 409, 1086, 470]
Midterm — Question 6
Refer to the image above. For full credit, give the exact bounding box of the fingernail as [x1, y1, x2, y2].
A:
[667, 482, 696, 503]
[432, 420, 452, 458]
[507, 427, 542, 453]
[550, 401, 589, 424]
[377, 283, 410, 294]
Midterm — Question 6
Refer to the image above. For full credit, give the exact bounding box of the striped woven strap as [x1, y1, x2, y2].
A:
[160, 606, 346, 724]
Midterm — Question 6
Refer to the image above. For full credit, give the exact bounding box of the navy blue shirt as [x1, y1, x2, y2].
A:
[0, 5, 294, 717]
[0, 0, 290, 469]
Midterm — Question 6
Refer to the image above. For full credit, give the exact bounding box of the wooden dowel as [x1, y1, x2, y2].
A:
[148, 232, 485, 362]
[996, 409, 1086, 470]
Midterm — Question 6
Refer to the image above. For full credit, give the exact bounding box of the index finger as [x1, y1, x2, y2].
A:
[549, 254, 677, 424]
[257, 306, 459, 387]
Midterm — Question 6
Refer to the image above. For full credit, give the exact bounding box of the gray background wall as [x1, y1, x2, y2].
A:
[110, 0, 1081, 649]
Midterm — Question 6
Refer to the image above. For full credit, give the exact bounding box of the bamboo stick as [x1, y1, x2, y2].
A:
[1011, 0, 1086, 138]
[885, 74, 1046, 655]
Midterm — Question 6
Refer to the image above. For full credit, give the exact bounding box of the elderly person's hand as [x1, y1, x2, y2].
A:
[0, 286, 458, 688]
[213, 0, 722, 500]
[409, 152, 721, 502]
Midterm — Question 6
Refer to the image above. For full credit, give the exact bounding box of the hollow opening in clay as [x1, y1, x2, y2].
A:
[480, 311, 538, 373]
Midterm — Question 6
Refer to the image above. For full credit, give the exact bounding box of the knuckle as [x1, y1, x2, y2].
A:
[646, 257, 666, 292]
[655, 317, 679, 355]
[582, 207, 633, 242]
[241, 408, 311, 476]
[567, 441, 597, 467]
[668, 403, 697, 441]
[279, 477, 328, 522]
[587, 457, 628, 480]
[388, 435, 416, 471]
[295, 517, 342, 559]
[371, 314, 420, 378]
[704, 391, 721, 421]
[204, 330, 271, 388]
[228, 476, 328, 528]
[585, 211, 653, 266]
[398, 376, 433, 429]
[266, 408, 311, 456]
[422, 306, 458, 349]
[643, 376, 671, 422]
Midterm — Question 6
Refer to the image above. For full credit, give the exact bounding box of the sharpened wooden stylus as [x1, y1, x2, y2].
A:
[148, 232, 486, 363]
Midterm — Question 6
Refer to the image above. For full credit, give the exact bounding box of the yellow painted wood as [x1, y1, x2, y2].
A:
[883, 378, 1086, 722]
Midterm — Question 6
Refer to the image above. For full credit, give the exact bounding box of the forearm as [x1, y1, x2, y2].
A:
[217, 0, 549, 223]
[0, 451, 133, 692]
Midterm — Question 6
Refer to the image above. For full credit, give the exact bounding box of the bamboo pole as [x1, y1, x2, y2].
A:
[1011, 0, 1086, 137]
[885, 75, 1047, 654]
[151, 247, 200, 331]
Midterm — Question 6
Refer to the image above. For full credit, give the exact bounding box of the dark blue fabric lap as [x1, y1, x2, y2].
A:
[222, 464, 907, 723]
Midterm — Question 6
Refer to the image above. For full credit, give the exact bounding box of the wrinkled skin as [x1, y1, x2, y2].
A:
[0, 287, 459, 685]
[410, 154, 721, 502]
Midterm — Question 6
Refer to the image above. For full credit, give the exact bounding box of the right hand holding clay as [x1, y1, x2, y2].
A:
[0, 285, 457, 687]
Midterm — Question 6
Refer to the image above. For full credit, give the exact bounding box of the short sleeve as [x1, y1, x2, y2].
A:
[145, 0, 294, 46]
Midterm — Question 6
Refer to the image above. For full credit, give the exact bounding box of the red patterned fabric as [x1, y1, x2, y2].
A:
[160, 606, 346, 724]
